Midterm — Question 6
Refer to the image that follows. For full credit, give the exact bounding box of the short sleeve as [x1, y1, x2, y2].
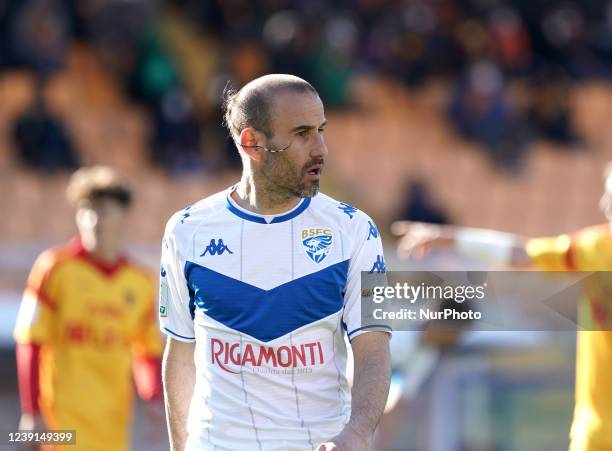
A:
[14, 251, 60, 344]
[342, 215, 393, 342]
[159, 216, 196, 342]
[526, 235, 573, 271]
[526, 225, 610, 271]
[131, 278, 164, 357]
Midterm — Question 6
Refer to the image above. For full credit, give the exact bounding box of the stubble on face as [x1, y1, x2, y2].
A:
[260, 150, 321, 200]
[255, 90, 326, 204]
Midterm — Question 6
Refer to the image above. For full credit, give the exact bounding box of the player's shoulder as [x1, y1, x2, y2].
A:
[312, 192, 376, 225]
[573, 223, 612, 253]
[164, 188, 231, 238]
[575, 223, 609, 240]
[30, 239, 84, 276]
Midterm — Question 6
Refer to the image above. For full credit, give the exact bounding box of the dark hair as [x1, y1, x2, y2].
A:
[66, 166, 132, 208]
[222, 74, 317, 141]
[89, 187, 132, 207]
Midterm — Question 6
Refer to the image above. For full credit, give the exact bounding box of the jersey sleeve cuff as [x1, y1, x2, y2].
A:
[160, 326, 195, 342]
[347, 324, 393, 342]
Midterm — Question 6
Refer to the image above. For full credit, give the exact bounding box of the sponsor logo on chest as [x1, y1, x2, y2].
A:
[210, 338, 325, 374]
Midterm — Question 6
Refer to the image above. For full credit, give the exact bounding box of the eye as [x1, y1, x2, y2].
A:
[318, 127, 326, 134]
[297, 129, 309, 137]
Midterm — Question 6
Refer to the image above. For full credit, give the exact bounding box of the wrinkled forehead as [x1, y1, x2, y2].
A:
[269, 90, 325, 134]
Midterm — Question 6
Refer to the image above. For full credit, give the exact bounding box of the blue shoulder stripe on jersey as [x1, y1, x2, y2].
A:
[225, 196, 311, 224]
[163, 327, 196, 341]
[347, 324, 393, 341]
[184, 259, 349, 342]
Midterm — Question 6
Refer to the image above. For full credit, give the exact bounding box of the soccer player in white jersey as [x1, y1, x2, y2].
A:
[159, 74, 392, 451]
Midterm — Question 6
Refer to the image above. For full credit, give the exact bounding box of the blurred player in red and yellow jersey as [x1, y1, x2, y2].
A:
[394, 164, 612, 451]
[14, 166, 164, 451]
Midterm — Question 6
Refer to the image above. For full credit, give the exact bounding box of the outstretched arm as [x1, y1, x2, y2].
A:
[391, 221, 532, 267]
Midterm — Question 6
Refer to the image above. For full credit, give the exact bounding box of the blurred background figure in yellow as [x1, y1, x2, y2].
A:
[13, 166, 164, 451]
[394, 164, 612, 451]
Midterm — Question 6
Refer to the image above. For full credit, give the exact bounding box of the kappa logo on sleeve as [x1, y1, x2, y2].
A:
[369, 255, 387, 273]
[367, 220, 379, 240]
[301, 228, 333, 263]
[180, 206, 192, 224]
[338, 202, 357, 219]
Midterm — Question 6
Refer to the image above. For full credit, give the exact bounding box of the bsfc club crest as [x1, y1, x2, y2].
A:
[302, 228, 333, 263]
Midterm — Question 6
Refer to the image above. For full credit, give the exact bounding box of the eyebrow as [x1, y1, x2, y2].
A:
[289, 119, 328, 133]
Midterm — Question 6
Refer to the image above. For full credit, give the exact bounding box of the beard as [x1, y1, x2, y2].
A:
[260, 151, 322, 199]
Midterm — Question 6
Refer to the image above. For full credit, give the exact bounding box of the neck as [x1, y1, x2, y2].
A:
[80, 235, 121, 264]
[233, 173, 300, 215]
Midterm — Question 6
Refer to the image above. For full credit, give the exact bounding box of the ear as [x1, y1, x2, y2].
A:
[238, 127, 264, 162]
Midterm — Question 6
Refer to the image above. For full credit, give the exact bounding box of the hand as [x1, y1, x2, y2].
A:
[18, 413, 46, 451]
[316, 427, 371, 451]
[392, 221, 445, 259]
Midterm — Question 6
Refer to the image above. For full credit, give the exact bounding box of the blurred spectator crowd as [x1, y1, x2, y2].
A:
[1, 0, 611, 174]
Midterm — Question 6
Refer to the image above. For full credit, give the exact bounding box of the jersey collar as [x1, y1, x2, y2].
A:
[71, 236, 128, 276]
[225, 187, 311, 224]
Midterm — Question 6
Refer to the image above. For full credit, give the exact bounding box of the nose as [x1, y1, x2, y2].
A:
[310, 132, 328, 159]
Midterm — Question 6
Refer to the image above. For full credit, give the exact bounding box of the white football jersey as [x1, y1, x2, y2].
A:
[159, 185, 391, 451]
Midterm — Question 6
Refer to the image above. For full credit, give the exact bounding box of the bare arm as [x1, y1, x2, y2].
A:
[392, 221, 532, 267]
[346, 332, 392, 441]
[318, 331, 391, 451]
[162, 337, 196, 451]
